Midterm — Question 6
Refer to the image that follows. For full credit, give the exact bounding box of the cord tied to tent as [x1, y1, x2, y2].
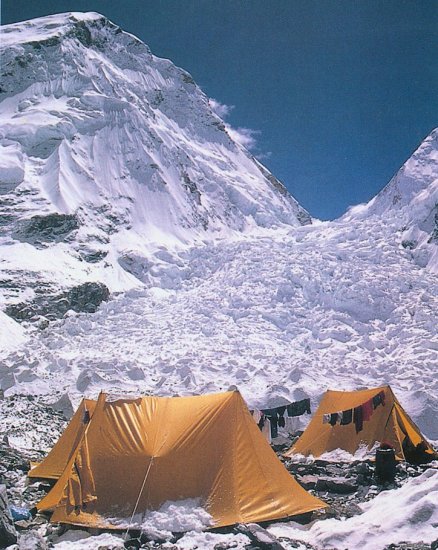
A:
[124, 455, 155, 540]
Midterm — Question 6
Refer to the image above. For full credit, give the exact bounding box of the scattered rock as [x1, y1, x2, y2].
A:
[5, 281, 110, 323]
[13, 213, 79, 246]
[344, 502, 363, 518]
[14, 519, 33, 530]
[315, 477, 358, 494]
[0, 484, 17, 547]
[385, 543, 431, 550]
[18, 531, 48, 549]
[296, 474, 318, 490]
[235, 523, 287, 549]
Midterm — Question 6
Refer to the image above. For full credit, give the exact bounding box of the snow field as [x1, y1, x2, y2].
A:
[268, 467, 438, 549]
[2, 214, 437, 441]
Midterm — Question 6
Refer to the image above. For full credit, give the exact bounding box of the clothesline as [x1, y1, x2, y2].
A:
[322, 390, 386, 433]
[251, 398, 311, 441]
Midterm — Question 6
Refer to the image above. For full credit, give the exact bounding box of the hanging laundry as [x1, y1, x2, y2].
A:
[270, 415, 279, 438]
[362, 399, 374, 421]
[262, 409, 279, 439]
[261, 417, 271, 444]
[340, 409, 353, 425]
[353, 406, 363, 433]
[258, 399, 310, 439]
[285, 415, 300, 433]
[277, 406, 287, 428]
[329, 413, 339, 426]
[287, 398, 311, 417]
[373, 390, 386, 409]
[258, 414, 265, 430]
[251, 409, 262, 424]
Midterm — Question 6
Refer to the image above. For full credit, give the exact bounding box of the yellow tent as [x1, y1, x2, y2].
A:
[29, 398, 97, 480]
[284, 385, 436, 462]
[30, 391, 326, 529]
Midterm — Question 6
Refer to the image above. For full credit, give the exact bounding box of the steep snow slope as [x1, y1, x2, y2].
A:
[0, 12, 309, 313]
[344, 128, 438, 272]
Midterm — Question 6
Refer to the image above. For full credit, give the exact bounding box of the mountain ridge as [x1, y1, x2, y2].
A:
[344, 127, 438, 273]
[0, 11, 310, 314]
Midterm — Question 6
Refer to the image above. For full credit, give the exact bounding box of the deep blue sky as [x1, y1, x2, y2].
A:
[2, 1, 437, 219]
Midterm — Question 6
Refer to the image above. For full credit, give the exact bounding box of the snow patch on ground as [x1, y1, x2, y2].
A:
[108, 498, 213, 539]
[0, 310, 28, 355]
[268, 468, 438, 550]
[53, 530, 124, 549]
[164, 531, 251, 549]
[290, 443, 379, 464]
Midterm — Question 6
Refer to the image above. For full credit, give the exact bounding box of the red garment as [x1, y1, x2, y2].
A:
[362, 399, 374, 421]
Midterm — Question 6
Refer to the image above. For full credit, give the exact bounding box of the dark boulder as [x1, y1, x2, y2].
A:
[0, 484, 17, 547]
[5, 282, 110, 323]
[235, 523, 287, 550]
[13, 213, 79, 245]
[66, 282, 110, 314]
[315, 477, 358, 494]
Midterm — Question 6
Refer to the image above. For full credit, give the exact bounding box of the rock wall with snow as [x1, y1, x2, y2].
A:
[0, 11, 310, 316]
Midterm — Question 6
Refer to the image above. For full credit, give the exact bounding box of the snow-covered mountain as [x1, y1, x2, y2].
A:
[0, 11, 309, 318]
[344, 128, 438, 272]
[0, 12, 437, 447]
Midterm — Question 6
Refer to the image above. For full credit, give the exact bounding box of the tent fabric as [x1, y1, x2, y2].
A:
[33, 391, 326, 529]
[284, 385, 435, 461]
[29, 398, 96, 480]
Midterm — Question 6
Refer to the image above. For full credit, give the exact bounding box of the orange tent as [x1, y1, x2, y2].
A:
[29, 398, 96, 480]
[30, 391, 326, 529]
[284, 385, 436, 462]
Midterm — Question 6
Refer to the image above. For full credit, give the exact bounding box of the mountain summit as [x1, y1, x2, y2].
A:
[0, 12, 309, 309]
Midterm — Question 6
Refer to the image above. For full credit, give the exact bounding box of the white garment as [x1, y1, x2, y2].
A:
[262, 417, 272, 444]
[251, 408, 262, 424]
[285, 415, 300, 434]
